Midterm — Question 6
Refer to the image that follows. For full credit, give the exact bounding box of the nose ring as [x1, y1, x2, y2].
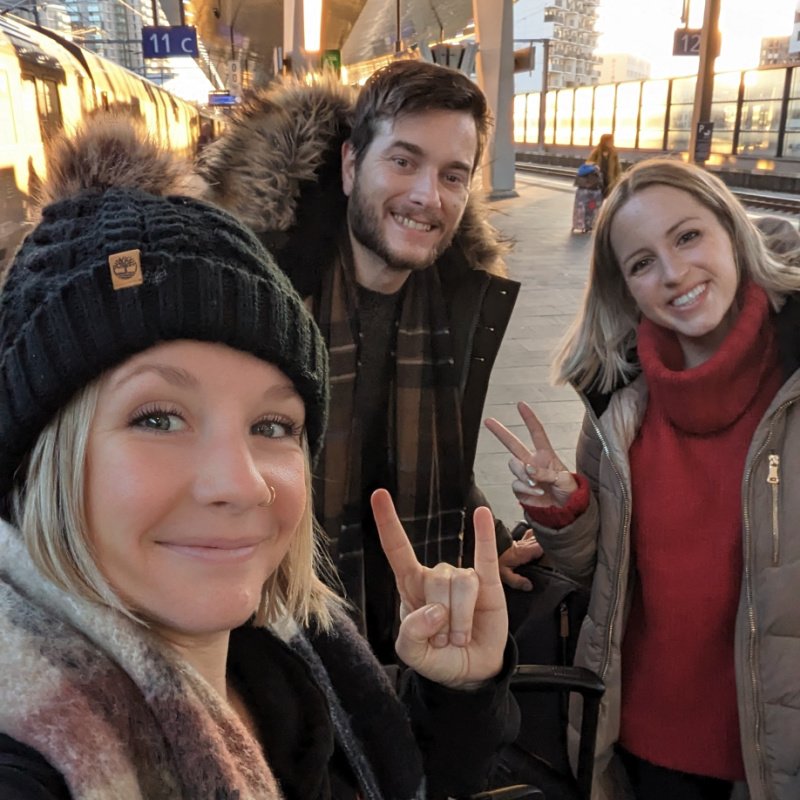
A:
[258, 485, 276, 507]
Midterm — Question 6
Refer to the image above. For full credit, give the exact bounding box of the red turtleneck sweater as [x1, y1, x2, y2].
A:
[619, 282, 782, 780]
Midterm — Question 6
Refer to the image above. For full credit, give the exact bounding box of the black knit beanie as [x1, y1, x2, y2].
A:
[0, 118, 328, 503]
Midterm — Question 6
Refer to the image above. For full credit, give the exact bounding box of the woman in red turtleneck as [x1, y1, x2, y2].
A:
[486, 159, 800, 800]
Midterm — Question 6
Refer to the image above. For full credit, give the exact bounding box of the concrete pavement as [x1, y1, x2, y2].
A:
[475, 172, 592, 526]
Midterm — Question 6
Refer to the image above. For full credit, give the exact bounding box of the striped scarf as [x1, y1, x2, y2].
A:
[0, 523, 282, 800]
[313, 238, 466, 623]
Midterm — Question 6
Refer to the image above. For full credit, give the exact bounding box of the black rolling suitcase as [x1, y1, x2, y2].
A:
[489, 524, 602, 800]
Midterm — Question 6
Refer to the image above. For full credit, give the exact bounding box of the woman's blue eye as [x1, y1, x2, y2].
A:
[253, 419, 296, 439]
[132, 409, 185, 432]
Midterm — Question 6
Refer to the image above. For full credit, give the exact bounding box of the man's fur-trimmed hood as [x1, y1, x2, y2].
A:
[198, 73, 510, 277]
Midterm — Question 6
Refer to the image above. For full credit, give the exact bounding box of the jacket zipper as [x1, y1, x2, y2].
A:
[742, 398, 796, 798]
[578, 394, 631, 681]
[766, 453, 780, 565]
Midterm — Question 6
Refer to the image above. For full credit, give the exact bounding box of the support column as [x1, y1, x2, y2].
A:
[688, 0, 721, 164]
[283, 0, 317, 73]
[473, 0, 518, 199]
[537, 38, 549, 152]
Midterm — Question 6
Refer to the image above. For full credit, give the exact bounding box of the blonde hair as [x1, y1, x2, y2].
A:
[12, 378, 342, 631]
[555, 157, 800, 393]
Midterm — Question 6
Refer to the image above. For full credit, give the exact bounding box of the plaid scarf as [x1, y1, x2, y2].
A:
[0, 523, 281, 800]
[313, 238, 466, 622]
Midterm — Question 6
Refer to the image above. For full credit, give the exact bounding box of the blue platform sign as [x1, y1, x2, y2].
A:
[142, 26, 198, 58]
[208, 91, 237, 106]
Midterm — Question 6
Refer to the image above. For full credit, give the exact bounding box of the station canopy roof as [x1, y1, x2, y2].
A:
[189, 0, 474, 83]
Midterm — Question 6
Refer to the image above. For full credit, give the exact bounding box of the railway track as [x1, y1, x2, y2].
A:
[515, 161, 800, 216]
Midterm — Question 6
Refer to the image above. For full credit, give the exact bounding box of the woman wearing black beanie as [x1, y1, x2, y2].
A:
[0, 117, 517, 800]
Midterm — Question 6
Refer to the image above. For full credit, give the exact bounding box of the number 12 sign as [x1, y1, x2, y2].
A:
[142, 26, 199, 58]
[673, 28, 702, 56]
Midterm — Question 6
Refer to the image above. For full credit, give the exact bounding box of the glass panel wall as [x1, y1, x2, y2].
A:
[785, 68, 800, 158]
[737, 68, 787, 156]
[638, 80, 668, 149]
[525, 92, 540, 145]
[709, 70, 741, 154]
[512, 65, 798, 162]
[513, 93, 528, 144]
[572, 86, 593, 146]
[743, 67, 785, 101]
[613, 81, 641, 148]
[667, 75, 696, 151]
[544, 90, 557, 144]
[555, 89, 575, 144]
[712, 71, 741, 103]
[670, 75, 696, 104]
[592, 84, 615, 144]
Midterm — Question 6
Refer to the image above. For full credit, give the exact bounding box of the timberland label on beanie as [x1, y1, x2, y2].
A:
[0, 116, 329, 506]
[108, 249, 143, 289]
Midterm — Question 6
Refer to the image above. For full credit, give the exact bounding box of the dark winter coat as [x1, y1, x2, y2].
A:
[198, 77, 519, 568]
[0, 520, 519, 800]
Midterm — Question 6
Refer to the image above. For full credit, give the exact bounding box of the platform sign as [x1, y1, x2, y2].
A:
[142, 26, 198, 59]
[208, 91, 237, 106]
[694, 122, 713, 162]
[673, 28, 702, 56]
[322, 49, 341, 76]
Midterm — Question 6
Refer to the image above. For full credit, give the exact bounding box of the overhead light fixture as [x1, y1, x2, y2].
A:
[304, 0, 322, 52]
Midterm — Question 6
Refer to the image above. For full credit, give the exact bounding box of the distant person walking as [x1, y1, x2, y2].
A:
[588, 133, 621, 198]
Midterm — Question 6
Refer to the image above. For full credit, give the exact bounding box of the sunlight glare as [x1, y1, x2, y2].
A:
[596, 0, 798, 78]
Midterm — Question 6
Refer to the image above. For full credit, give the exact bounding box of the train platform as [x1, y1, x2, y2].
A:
[475, 171, 591, 526]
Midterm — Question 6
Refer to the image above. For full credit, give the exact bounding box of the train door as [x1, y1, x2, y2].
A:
[7, 29, 66, 141]
[34, 77, 63, 139]
[0, 65, 28, 269]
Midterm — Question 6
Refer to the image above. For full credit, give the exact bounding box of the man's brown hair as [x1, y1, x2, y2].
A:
[349, 60, 492, 172]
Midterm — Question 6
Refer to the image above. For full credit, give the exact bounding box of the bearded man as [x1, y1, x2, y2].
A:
[199, 60, 540, 662]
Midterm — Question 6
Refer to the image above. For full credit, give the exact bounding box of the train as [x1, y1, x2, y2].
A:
[1, 14, 219, 269]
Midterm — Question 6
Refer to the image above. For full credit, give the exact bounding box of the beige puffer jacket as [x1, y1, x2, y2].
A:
[530, 365, 800, 800]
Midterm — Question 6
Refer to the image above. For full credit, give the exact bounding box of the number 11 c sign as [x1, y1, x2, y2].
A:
[142, 26, 199, 58]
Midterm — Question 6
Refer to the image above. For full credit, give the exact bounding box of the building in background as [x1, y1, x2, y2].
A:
[66, 0, 173, 80]
[760, 35, 800, 66]
[0, 0, 176, 82]
[513, 0, 600, 93]
[0, 0, 70, 33]
[598, 52, 650, 83]
[38, 2, 72, 36]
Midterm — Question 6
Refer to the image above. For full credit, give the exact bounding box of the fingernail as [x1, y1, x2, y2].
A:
[522, 582, 533, 592]
[527, 478, 537, 488]
[529, 488, 545, 496]
[425, 604, 446, 624]
[525, 465, 536, 476]
[450, 632, 467, 647]
[433, 633, 449, 648]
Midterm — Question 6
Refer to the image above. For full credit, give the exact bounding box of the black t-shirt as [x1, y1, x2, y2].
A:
[354, 283, 404, 663]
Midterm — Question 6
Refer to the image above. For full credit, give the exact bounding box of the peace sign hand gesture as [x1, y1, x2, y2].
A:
[485, 401, 578, 509]
[371, 489, 507, 690]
